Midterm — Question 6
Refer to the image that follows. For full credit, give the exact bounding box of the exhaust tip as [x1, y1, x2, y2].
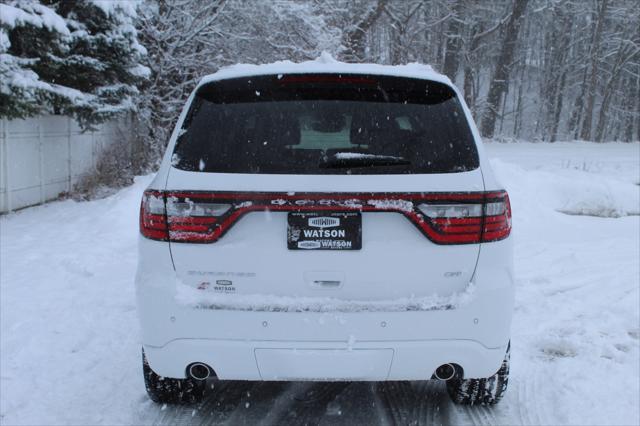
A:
[434, 363, 456, 381]
[188, 363, 212, 381]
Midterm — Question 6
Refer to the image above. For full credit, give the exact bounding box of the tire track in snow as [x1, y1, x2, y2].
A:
[148, 381, 383, 426]
[375, 381, 450, 426]
[532, 365, 555, 426]
[197, 381, 255, 425]
[148, 378, 528, 426]
[453, 373, 548, 426]
[516, 375, 534, 426]
[223, 381, 290, 425]
[413, 381, 451, 426]
[515, 365, 547, 426]
[370, 382, 393, 426]
[376, 382, 411, 425]
[150, 380, 253, 425]
[247, 381, 301, 426]
[452, 390, 500, 426]
[316, 382, 387, 426]
[462, 404, 499, 426]
[240, 381, 353, 426]
[284, 382, 351, 425]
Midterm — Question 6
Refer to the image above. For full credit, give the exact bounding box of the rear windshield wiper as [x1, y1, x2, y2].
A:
[319, 152, 411, 169]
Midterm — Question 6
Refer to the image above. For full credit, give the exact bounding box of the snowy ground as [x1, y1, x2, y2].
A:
[1, 141, 638, 425]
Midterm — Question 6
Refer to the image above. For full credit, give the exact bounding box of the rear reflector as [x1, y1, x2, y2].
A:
[139, 190, 512, 245]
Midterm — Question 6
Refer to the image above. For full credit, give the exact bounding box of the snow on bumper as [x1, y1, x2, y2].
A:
[136, 237, 514, 380]
[174, 280, 477, 313]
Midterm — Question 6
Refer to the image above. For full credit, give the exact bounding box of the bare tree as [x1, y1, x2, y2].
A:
[579, 0, 610, 140]
[384, 1, 423, 64]
[594, 34, 640, 141]
[543, 1, 575, 141]
[339, 0, 387, 62]
[442, 0, 465, 81]
[480, 0, 530, 138]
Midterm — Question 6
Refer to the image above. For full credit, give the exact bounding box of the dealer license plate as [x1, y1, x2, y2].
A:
[287, 212, 362, 250]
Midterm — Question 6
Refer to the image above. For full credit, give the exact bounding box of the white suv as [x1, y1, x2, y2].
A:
[136, 59, 514, 406]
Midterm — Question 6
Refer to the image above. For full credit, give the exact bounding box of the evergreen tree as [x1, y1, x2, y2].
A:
[0, 0, 147, 129]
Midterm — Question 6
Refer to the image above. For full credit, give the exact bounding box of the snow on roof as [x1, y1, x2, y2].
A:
[198, 52, 452, 88]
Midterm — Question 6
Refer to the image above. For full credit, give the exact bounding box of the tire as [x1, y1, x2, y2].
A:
[446, 343, 510, 406]
[142, 349, 206, 404]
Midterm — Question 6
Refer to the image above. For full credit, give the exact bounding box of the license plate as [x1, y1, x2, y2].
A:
[287, 212, 362, 250]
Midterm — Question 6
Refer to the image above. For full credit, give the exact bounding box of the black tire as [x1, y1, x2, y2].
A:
[142, 350, 206, 404]
[446, 343, 510, 406]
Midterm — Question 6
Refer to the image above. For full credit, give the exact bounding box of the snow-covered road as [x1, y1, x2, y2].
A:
[1, 142, 638, 425]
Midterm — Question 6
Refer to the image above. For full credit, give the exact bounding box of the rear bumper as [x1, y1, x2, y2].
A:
[144, 338, 508, 381]
[136, 236, 514, 380]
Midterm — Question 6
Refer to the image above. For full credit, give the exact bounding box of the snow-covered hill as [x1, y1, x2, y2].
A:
[1, 142, 638, 425]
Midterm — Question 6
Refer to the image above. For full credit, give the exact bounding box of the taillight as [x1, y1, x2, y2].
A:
[418, 202, 484, 243]
[416, 191, 511, 243]
[165, 196, 230, 242]
[139, 190, 168, 240]
[139, 190, 511, 244]
[481, 193, 512, 242]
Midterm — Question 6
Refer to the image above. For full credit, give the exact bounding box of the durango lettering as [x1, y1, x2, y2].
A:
[302, 229, 346, 238]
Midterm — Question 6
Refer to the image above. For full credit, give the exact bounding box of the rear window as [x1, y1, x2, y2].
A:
[172, 74, 479, 174]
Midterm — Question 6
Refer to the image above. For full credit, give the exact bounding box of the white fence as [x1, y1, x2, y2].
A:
[0, 115, 125, 213]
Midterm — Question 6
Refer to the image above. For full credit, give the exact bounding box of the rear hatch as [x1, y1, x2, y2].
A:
[162, 74, 491, 306]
